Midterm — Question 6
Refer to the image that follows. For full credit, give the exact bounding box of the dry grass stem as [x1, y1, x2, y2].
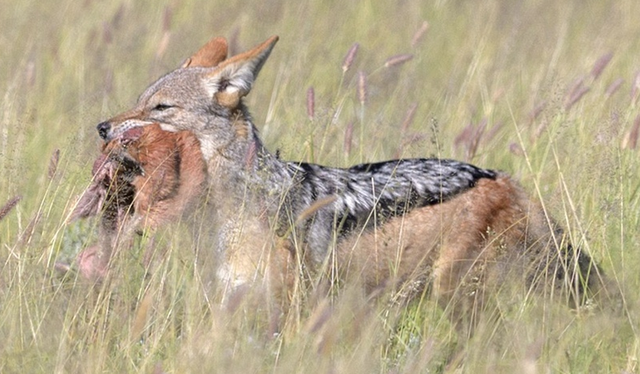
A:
[228, 27, 241, 56]
[344, 121, 354, 157]
[623, 114, 640, 149]
[244, 140, 257, 170]
[156, 32, 171, 59]
[453, 125, 472, 150]
[162, 6, 172, 32]
[565, 80, 590, 110]
[131, 291, 154, 341]
[104, 69, 113, 94]
[529, 101, 546, 123]
[454, 119, 487, 161]
[155, 7, 173, 58]
[509, 142, 524, 156]
[468, 118, 487, 160]
[395, 133, 427, 158]
[25, 59, 36, 87]
[631, 70, 640, 104]
[152, 363, 167, 374]
[295, 195, 338, 225]
[400, 102, 418, 133]
[18, 213, 40, 245]
[111, 3, 125, 29]
[305, 299, 333, 333]
[102, 21, 112, 45]
[483, 121, 503, 144]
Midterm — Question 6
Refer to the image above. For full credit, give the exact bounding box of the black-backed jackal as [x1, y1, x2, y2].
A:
[75, 35, 611, 325]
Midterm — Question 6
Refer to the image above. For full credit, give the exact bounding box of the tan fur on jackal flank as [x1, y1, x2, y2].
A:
[334, 175, 603, 320]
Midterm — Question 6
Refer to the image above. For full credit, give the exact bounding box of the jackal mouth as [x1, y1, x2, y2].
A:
[114, 126, 144, 145]
[104, 119, 154, 142]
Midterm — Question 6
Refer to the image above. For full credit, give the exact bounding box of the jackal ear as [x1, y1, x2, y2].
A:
[204, 35, 279, 108]
[182, 37, 229, 68]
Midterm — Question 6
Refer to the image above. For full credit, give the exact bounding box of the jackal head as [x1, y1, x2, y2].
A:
[96, 35, 278, 159]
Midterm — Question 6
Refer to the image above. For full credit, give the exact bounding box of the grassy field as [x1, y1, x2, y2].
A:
[1, 0, 640, 372]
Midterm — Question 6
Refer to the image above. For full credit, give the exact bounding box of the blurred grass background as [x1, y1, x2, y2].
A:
[1, 0, 640, 372]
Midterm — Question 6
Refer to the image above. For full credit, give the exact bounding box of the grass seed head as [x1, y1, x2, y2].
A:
[384, 54, 413, 68]
[591, 52, 613, 81]
[605, 78, 623, 98]
[411, 21, 429, 47]
[48, 149, 60, 179]
[0, 195, 21, 222]
[307, 87, 315, 120]
[342, 42, 360, 73]
[357, 71, 367, 106]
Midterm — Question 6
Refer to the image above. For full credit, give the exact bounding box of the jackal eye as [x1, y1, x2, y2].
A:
[152, 104, 173, 112]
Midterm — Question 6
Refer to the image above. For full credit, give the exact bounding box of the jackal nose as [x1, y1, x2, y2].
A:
[96, 121, 111, 140]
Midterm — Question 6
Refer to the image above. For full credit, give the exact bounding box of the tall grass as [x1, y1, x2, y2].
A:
[1, 0, 639, 372]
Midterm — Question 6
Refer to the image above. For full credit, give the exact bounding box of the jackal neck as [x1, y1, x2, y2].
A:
[204, 108, 293, 223]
